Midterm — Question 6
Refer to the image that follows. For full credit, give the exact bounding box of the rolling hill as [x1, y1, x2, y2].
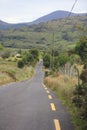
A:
[0, 14, 87, 52]
[0, 10, 86, 30]
[27, 10, 76, 25]
[0, 20, 26, 30]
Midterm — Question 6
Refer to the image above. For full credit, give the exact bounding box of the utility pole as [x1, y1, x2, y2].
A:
[50, 32, 55, 70]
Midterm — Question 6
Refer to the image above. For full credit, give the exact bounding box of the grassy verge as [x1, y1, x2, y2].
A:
[44, 74, 86, 130]
[0, 59, 34, 85]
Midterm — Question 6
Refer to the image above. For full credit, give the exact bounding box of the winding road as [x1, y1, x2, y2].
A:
[0, 61, 74, 130]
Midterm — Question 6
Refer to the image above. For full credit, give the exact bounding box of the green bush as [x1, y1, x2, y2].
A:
[73, 83, 87, 120]
[54, 54, 69, 70]
[17, 60, 24, 68]
[75, 36, 87, 63]
[26, 53, 34, 62]
[30, 48, 40, 60]
[43, 54, 50, 68]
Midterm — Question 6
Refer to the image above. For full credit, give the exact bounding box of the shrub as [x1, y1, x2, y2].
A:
[73, 83, 87, 120]
[54, 54, 69, 70]
[26, 53, 34, 62]
[43, 54, 50, 68]
[80, 69, 87, 83]
[30, 48, 40, 60]
[17, 60, 24, 68]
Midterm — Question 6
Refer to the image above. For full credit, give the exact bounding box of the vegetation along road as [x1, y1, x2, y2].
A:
[0, 60, 74, 130]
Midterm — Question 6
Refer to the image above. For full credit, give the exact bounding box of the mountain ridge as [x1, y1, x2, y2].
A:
[0, 14, 87, 51]
[0, 10, 87, 30]
[27, 10, 76, 25]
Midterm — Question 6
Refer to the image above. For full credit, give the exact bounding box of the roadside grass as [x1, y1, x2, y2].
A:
[44, 74, 78, 97]
[44, 74, 85, 130]
[0, 59, 34, 85]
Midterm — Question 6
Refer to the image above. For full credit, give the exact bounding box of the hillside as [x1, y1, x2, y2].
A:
[0, 20, 26, 30]
[0, 10, 86, 30]
[0, 20, 9, 26]
[27, 10, 76, 25]
[0, 20, 10, 30]
[0, 15, 87, 52]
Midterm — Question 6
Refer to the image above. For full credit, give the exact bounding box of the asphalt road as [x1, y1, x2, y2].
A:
[0, 61, 74, 130]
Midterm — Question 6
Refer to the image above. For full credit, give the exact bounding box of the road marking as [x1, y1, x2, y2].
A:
[50, 103, 56, 111]
[42, 83, 50, 94]
[42, 83, 45, 88]
[46, 90, 50, 94]
[54, 119, 61, 130]
[48, 95, 52, 99]
[44, 87, 47, 90]
[42, 83, 48, 90]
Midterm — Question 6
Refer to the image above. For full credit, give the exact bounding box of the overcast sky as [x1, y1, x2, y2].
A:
[0, 0, 87, 23]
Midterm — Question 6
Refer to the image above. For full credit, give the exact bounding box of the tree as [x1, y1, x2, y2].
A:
[54, 54, 69, 68]
[75, 36, 87, 63]
[17, 60, 24, 68]
[43, 54, 50, 68]
[30, 48, 39, 61]
[27, 53, 34, 62]
[21, 51, 34, 65]
[73, 36, 87, 122]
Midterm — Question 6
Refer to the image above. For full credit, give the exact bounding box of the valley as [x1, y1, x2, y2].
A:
[0, 10, 87, 130]
[0, 14, 87, 52]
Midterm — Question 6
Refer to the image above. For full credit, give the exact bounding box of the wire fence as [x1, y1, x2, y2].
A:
[59, 62, 80, 84]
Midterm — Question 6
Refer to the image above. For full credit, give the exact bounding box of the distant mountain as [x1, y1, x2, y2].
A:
[0, 10, 87, 30]
[0, 20, 26, 30]
[0, 15, 87, 51]
[0, 20, 9, 25]
[0, 20, 10, 29]
[28, 10, 76, 25]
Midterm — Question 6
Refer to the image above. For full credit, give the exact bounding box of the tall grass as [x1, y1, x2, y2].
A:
[44, 74, 78, 99]
[44, 74, 85, 130]
[0, 59, 34, 85]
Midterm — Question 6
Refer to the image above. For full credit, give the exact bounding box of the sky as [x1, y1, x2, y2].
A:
[0, 0, 87, 23]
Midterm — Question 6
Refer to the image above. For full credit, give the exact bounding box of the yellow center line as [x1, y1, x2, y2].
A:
[54, 119, 61, 130]
[46, 90, 50, 94]
[42, 83, 48, 89]
[44, 87, 47, 90]
[50, 103, 56, 111]
[48, 95, 52, 99]
[42, 83, 45, 88]
[42, 83, 50, 94]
